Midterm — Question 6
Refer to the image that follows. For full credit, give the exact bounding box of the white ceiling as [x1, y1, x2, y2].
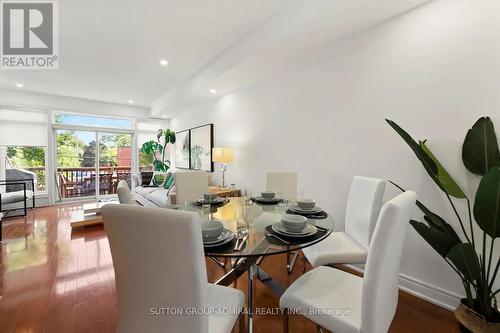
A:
[0, 0, 288, 107]
[0, 0, 430, 113]
[151, 0, 431, 118]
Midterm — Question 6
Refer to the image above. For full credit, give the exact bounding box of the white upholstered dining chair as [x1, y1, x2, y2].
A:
[302, 176, 385, 268]
[266, 171, 298, 201]
[102, 205, 245, 333]
[280, 191, 416, 333]
[175, 171, 209, 204]
[116, 180, 135, 205]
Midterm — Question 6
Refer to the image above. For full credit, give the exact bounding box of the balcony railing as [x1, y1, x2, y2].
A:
[56, 166, 132, 198]
[22, 166, 153, 199]
[22, 166, 46, 192]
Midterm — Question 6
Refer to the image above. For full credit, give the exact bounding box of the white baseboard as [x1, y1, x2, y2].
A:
[346, 265, 462, 310]
[398, 272, 462, 310]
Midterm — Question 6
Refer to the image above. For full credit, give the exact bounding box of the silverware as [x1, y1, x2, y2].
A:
[236, 234, 248, 251]
[234, 235, 241, 250]
[265, 230, 290, 245]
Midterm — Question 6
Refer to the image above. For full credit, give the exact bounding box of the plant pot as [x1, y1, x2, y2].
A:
[454, 300, 500, 333]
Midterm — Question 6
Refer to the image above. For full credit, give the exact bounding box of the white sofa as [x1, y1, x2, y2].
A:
[132, 173, 176, 208]
[131, 171, 213, 208]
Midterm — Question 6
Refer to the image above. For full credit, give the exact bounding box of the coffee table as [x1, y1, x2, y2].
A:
[70, 201, 119, 228]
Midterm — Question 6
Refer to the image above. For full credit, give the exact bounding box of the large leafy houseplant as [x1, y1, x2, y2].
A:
[386, 117, 500, 330]
[140, 129, 176, 172]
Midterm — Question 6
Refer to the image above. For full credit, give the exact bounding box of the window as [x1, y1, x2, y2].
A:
[54, 113, 133, 129]
[0, 108, 48, 193]
[55, 130, 134, 200]
[136, 121, 164, 172]
[5, 146, 47, 192]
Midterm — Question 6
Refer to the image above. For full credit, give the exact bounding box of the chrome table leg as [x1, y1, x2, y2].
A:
[286, 251, 298, 274]
[247, 264, 256, 333]
[210, 256, 226, 268]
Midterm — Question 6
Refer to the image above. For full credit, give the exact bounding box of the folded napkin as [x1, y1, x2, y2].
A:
[251, 197, 284, 205]
[285, 209, 328, 219]
[264, 225, 326, 246]
[192, 198, 229, 207]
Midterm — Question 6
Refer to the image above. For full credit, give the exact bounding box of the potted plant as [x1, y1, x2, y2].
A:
[386, 117, 500, 332]
[140, 129, 176, 172]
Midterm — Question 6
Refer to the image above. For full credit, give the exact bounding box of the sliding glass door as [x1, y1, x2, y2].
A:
[56, 130, 96, 200]
[97, 132, 132, 196]
[55, 129, 132, 201]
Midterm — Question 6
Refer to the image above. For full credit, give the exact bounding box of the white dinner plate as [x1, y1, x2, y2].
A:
[272, 223, 318, 238]
[288, 205, 323, 214]
[254, 196, 280, 203]
[203, 229, 235, 247]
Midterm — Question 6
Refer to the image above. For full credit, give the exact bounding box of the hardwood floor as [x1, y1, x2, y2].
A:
[0, 204, 461, 333]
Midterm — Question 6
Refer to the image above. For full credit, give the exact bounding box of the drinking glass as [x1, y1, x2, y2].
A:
[235, 209, 248, 237]
[244, 189, 253, 206]
[201, 200, 212, 220]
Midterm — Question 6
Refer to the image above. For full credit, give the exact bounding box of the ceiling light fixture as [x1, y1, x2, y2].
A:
[159, 59, 168, 66]
[15, 83, 23, 88]
[162, 115, 168, 118]
[210, 89, 217, 94]
[128, 100, 134, 104]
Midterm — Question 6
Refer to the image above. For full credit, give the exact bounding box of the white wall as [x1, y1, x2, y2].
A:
[170, 0, 500, 309]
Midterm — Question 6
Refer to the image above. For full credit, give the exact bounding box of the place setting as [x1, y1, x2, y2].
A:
[201, 219, 235, 249]
[265, 213, 327, 246]
[250, 191, 284, 205]
[192, 193, 229, 208]
[286, 198, 328, 219]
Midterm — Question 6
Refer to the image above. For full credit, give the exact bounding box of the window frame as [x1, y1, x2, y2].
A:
[2, 145, 48, 194]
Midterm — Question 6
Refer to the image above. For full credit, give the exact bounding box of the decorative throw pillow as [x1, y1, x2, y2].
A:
[163, 173, 175, 189]
[150, 172, 169, 187]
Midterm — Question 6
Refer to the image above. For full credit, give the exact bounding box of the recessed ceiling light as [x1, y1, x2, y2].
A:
[128, 100, 134, 104]
[162, 115, 168, 118]
[210, 89, 217, 94]
[15, 83, 23, 88]
[159, 59, 168, 66]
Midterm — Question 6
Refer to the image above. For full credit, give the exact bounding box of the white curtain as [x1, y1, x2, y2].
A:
[0, 109, 48, 146]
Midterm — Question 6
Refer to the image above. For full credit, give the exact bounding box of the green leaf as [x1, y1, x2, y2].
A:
[168, 130, 176, 144]
[416, 201, 444, 228]
[420, 141, 466, 198]
[386, 119, 438, 175]
[141, 140, 163, 154]
[462, 117, 500, 175]
[390, 180, 451, 230]
[423, 215, 462, 243]
[386, 120, 457, 197]
[153, 160, 169, 172]
[447, 243, 481, 282]
[411, 220, 462, 257]
[156, 129, 176, 145]
[473, 167, 500, 238]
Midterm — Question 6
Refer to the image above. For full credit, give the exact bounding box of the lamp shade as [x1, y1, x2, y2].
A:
[212, 147, 234, 163]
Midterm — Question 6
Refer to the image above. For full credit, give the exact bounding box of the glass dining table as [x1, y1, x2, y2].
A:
[179, 197, 335, 332]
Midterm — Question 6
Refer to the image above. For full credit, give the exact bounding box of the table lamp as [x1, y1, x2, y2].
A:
[212, 147, 234, 188]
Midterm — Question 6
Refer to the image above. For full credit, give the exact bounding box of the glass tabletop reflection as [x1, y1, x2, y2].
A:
[180, 197, 335, 258]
